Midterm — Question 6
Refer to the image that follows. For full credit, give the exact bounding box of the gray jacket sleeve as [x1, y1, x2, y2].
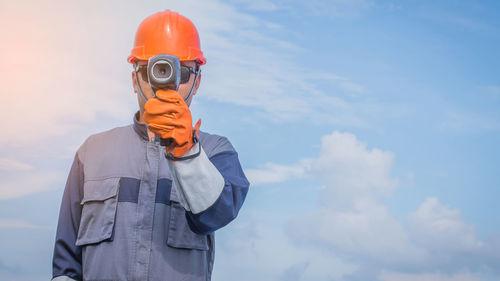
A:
[52, 153, 83, 281]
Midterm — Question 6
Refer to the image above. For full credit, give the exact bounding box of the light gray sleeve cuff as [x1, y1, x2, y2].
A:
[168, 143, 225, 214]
[52, 276, 78, 281]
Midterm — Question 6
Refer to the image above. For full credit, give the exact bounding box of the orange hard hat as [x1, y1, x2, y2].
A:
[127, 10, 206, 65]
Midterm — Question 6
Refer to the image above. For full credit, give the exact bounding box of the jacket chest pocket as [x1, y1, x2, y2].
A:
[167, 202, 209, 251]
[76, 177, 120, 246]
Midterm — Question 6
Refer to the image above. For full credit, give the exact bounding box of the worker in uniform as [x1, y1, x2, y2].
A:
[51, 9, 249, 281]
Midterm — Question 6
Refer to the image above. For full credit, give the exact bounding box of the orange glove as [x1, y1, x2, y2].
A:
[143, 89, 201, 158]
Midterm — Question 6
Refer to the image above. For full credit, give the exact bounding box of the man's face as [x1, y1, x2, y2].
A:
[132, 59, 201, 119]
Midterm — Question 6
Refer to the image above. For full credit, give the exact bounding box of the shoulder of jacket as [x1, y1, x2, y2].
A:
[76, 125, 134, 159]
[198, 130, 236, 158]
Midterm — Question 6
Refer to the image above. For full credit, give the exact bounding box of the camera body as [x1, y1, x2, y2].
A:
[145, 54, 182, 147]
[147, 54, 181, 95]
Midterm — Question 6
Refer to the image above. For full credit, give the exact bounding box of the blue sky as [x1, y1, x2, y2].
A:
[1, 0, 499, 280]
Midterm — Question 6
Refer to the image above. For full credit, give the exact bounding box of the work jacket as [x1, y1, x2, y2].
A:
[52, 111, 250, 281]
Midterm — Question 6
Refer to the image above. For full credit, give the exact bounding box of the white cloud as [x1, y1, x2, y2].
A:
[0, 0, 135, 146]
[379, 270, 480, 281]
[0, 0, 374, 147]
[244, 159, 311, 185]
[232, 0, 375, 18]
[212, 210, 358, 281]
[246, 131, 399, 200]
[288, 200, 425, 265]
[0, 159, 33, 171]
[408, 197, 482, 252]
[277, 0, 374, 19]
[0, 219, 50, 230]
[313, 131, 399, 207]
[0, 171, 64, 200]
[286, 132, 424, 265]
[247, 130, 499, 279]
[233, 0, 279, 11]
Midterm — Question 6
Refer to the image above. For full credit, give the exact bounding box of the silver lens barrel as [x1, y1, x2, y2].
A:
[147, 54, 181, 92]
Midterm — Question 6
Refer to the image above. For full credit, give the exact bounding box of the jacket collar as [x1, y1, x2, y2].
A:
[133, 111, 149, 141]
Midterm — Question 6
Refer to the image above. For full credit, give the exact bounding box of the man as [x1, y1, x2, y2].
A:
[52, 10, 249, 281]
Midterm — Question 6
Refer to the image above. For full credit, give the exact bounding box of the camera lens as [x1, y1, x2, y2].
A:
[147, 54, 181, 91]
[151, 60, 173, 81]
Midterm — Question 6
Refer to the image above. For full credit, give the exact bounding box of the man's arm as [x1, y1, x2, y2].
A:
[52, 153, 84, 281]
[168, 137, 250, 235]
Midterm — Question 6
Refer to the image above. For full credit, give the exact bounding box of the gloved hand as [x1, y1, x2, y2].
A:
[143, 89, 201, 158]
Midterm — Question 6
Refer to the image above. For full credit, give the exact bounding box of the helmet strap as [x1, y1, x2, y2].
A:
[133, 62, 150, 104]
[184, 65, 201, 104]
